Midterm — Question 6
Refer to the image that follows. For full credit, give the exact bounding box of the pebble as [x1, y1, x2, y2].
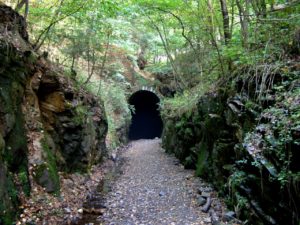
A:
[197, 196, 207, 206]
[201, 192, 211, 198]
[64, 207, 71, 213]
[223, 211, 236, 222]
[159, 191, 166, 197]
[204, 217, 212, 223]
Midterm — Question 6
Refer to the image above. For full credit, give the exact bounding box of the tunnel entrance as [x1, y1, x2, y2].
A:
[128, 90, 163, 140]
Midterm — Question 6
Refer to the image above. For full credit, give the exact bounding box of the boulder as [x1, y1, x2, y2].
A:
[34, 164, 59, 193]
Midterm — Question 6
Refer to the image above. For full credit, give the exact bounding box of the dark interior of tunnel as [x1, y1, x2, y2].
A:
[128, 90, 163, 140]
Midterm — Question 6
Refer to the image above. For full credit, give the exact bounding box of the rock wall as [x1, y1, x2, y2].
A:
[0, 5, 107, 224]
[162, 64, 300, 224]
[24, 61, 108, 173]
[0, 6, 32, 223]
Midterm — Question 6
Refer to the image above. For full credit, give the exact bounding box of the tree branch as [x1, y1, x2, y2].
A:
[33, 4, 84, 51]
[154, 7, 197, 54]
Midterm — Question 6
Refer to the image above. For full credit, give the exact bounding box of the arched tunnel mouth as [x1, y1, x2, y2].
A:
[128, 90, 163, 140]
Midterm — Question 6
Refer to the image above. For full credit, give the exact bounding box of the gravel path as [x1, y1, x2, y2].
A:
[100, 139, 225, 225]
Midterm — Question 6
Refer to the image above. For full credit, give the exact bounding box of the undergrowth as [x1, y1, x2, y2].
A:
[76, 69, 131, 150]
[161, 78, 216, 118]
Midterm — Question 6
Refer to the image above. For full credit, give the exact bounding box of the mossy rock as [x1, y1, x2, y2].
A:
[34, 138, 60, 194]
[162, 119, 177, 153]
[5, 107, 27, 170]
[0, 163, 18, 225]
[17, 166, 30, 197]
[34, 163, 59, 193]
[195, 142, 209, 177]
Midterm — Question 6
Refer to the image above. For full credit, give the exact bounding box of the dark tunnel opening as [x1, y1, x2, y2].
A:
[128, 90, 163, 140]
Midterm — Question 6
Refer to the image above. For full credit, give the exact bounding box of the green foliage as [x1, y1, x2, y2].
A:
[133, 71, 151, 87]
[228, 170, 247, 198]
[161, 80, 212, 118]
[4, 0, 299, 90]
[242, 69, 300, 191]
[62, 50, 132, 158]
[146, 63, 172, 75]
[69, 60, 130, 151]
[108, 62, 125, 74]
[98, 81, 131, 150]
[263, 87, 300, 188]
[73, 104, 89, 125]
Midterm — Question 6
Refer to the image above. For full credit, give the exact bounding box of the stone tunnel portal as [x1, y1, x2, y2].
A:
[128, 90, 163, 140]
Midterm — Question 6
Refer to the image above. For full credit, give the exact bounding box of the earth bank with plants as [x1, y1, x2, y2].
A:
[0, 6, 108, 223]
[162, 62, 300, 224]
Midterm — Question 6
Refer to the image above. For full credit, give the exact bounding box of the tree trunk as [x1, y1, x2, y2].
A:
[16, 0, 29, 20]
[146, 14, 184, 89]
[70, 55, 77, 79]
[33, 0, 64, 51]
[230, 0, 235, 39]
[71, 55, 76, 71]
[155, 8, 197, 54]
[219, 0, 231, 45]
[97, 31, 111, 96]
[260, 0, 267, 18]
[207, 0, 225, 77]
[84, 50, 96, 85]
[251, 0, 267, 18]
[236, 0, 249, 48]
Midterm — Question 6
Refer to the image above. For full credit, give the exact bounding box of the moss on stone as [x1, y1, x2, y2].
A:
[17, 166, 30, 197]
[0, 51, 30, 224]
[195, 142, 209, 177]
[5, 107, 27, 167]
[0, 167, 18, 225]
[34, 137, 60, 194]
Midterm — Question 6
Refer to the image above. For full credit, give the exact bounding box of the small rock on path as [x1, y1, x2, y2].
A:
[99, 139, 225, 225]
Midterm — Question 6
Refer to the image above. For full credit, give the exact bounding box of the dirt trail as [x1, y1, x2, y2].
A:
[93, 139, 226, 225]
